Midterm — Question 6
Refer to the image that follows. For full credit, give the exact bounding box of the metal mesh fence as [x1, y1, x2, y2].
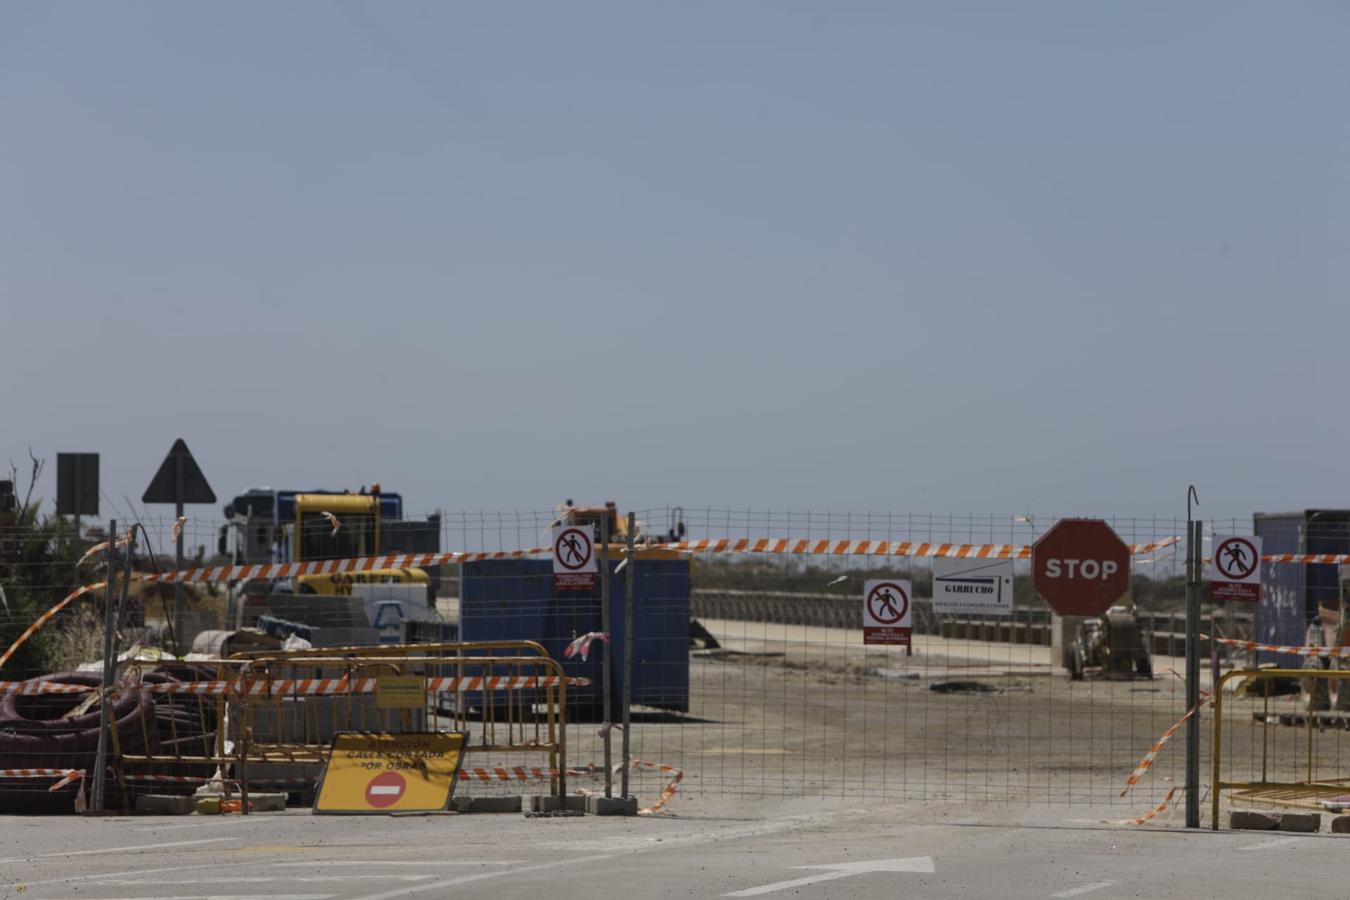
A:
[3, 504, 1350, 817]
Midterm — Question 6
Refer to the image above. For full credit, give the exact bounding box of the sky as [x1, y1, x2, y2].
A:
[2, 1, 1348, 527]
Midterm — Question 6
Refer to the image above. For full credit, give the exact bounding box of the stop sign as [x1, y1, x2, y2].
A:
[1032, 519, 1131, 616]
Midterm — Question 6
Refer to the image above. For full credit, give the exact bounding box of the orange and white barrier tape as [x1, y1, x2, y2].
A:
[658, 536, 1178, 559]
[564, 632, 609, 662]
[133, 547, 551, 588]
[1202, 634, 1350, 659]
[0, 582, 104, 672]
[0, 768, 85, 792]
[0, 674, 590, 698]
[630, 758, 683, 814]
[1, 533, 1183, 673]
[1115, 781, 1178, 826]
[1120, 695, 1208, 797]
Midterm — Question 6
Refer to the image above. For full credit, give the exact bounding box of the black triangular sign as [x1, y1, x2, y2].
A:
[142, 438, 216, 505]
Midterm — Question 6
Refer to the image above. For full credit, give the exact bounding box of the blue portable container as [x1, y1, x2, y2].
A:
[459, 557, 690, 713]
[1253, 511, 1350, 668]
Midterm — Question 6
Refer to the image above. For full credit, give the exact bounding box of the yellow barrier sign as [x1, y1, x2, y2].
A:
[376, 675, 426, 709]
[314, 731, 465, 815]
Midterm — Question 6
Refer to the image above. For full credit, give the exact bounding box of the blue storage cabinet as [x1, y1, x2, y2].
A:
[459, 557, 690, 713]
[1254, 511, 1350, 668]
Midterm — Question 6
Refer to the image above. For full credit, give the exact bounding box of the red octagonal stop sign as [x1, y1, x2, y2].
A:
[1032, 519, 1131, 617]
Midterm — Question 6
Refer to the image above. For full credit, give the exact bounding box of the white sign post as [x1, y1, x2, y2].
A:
[863, 579, 912, 646]
[1209, 534, 1262, 603]
[931, 558, 1014, 616]
[552, 524, 598, 591]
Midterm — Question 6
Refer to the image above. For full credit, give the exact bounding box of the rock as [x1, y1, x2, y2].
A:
[1280, 812, 1321, 833]
[1229, 810, 1279, 830]
[135, 794, 194, 815]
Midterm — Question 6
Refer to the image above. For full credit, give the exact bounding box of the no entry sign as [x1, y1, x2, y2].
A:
[552, 525, 598, 592]
[1210, 534, 1262, 603]
[1032, 519, 1131, 617]
[863, 579, 912, 646]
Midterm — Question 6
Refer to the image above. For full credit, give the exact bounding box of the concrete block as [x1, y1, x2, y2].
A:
[456, 795, 523, 814]
[246, 792, 288, 813]
[1331, 816, 1350, 834]
[586, 795, 638, 816]
[1280, 812, 1321, 833]
[1229, 810, 1280, 830]
[530, 794, 586, 813]
[135, 794, 195, 815]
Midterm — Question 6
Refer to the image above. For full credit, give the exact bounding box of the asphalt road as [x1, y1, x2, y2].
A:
[1, 800, 1344, 900]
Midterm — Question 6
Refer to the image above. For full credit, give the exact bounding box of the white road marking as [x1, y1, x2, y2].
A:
[37, 896, 333, 900]
[725, 857, 935, 897]
[1240, 836, 1301, 851]
[348, 853, 613, 900]
[271, 860, 523, 867]
[1051, 882, 1118, 898]
[4, 863, 225, 889]
[541, 807, 870, 854]
[0, 836, 236, 865]
[725, 870, 855, 896]
[92, 875, 438, 885]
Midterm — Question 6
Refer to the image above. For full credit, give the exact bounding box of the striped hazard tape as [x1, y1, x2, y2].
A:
[1115, 781, 1178, 826]
[1120, 695, 1208, 797]
[0, 532, 1183, 674]
[658, 537, 1179, 559]
[0, 674, 591, 698]
[0, 768, 85, 792]
[1203, 634, 1350, 659]
[631, 759, 683, 815]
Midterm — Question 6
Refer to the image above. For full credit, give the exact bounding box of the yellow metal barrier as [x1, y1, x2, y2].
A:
[111, 641, 576, 811]
[1211, 667, 1350, 829]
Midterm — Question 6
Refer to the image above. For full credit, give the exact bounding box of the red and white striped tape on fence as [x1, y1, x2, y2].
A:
[658, 537, 1179, 559]
[0, 674, 590, 698]
[1115, 781, 1178, 826]
[1202, 634, 1350, 659]
[1120, 695, 1208, 797]
[0, 768, 85, 792]
[0, 534, 1184, 673]
[564, 632, 609, 662]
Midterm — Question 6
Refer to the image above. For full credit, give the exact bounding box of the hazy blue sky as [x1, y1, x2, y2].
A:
[3, 2, 1347, 525]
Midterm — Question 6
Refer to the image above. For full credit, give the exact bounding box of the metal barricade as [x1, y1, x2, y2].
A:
[1211, 667, 1350, 829]
[112, 641, 576, 810]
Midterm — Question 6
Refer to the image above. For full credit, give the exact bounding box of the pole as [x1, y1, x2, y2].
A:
[90, 518, 117, 813]
[174, 453, 185, 651]
[600, 515, 612, 799]
[1185, 516, 1202, 829]
[622, 512, 636, 799]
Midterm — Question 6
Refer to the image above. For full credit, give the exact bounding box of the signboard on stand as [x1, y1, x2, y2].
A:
[1209, 534, 1262, 603]
[863, 579, 912, 646]
[314, 731, 466, 814]
[932, 558, 1014, 616]
[552, 524, 598, 591]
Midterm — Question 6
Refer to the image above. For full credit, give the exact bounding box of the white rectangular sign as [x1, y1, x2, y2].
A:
[552, 524, 598, 591]
[931, 558, 1014, 616]
[1208, 534, 1262, 603]
[863, 579, 913, 646]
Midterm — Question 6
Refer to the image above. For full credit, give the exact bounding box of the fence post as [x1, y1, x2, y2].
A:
[90, 518, 117, 813]
[600, 515, 612, 799]
[1185, 514, 1202, 829]
[622, 512, 635, 799]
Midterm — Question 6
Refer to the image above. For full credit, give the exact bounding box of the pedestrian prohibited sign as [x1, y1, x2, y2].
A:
[863, 579, 912, 646]
[552, 524, 598, 592]
[1210, 534, 1262, 603]
[313, 731, 466, 815]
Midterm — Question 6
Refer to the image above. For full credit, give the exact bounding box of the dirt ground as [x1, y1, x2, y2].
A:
[531, 620, 1350, 824]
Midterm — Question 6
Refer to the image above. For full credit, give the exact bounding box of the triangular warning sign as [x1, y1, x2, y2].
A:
[142, 438, 216, 505]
